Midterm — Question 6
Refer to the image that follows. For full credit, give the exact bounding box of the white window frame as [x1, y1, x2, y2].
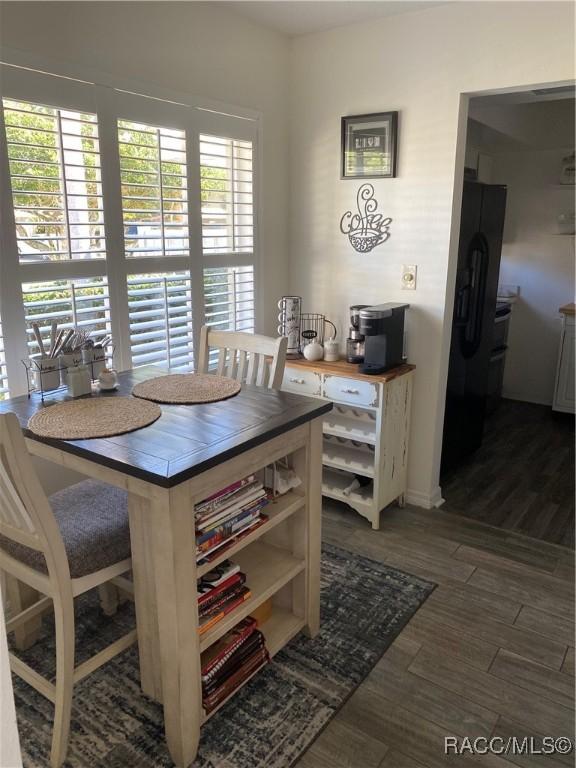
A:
[0, 56, 262, 396]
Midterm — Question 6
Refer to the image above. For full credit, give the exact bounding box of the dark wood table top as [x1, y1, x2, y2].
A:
[0, 367, 332, 487]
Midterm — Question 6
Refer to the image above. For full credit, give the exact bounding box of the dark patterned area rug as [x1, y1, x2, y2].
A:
[12, 543, 435, 767]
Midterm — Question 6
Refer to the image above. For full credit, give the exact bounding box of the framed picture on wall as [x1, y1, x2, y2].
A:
[341, 112, 398, 179]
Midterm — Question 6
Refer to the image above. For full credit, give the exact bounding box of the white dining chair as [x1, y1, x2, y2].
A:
[0, 412, 136, 768]
[197, 326, 288, 389]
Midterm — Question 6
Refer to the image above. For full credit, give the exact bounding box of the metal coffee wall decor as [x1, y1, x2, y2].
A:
[340, 183, 392, 253]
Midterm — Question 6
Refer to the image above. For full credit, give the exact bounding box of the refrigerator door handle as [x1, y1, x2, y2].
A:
[461, 232, 489, 358]
[455, 282, 471, 327]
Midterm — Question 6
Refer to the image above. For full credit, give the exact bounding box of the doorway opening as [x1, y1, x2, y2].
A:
[440, 87, 575, 548]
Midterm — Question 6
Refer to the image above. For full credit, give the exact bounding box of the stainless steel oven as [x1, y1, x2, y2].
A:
[486, 302, 512, 414]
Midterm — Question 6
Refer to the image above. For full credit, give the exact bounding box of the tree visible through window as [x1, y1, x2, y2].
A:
[3, 99, 105, 262]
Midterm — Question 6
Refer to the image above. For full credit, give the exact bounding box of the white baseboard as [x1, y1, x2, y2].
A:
[405, 486, 444, 509]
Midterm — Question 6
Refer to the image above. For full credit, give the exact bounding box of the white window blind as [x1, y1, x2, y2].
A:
[22, 279, 111, 357]
[200, 134, 253, 254]
[128, 273, 193, 369]
[118, 120, 188, 258]
[3, 99, 106, 262]
[203, 267, 255, 333]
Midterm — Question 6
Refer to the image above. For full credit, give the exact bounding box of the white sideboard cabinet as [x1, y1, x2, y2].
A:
[282, 358, 414, 530]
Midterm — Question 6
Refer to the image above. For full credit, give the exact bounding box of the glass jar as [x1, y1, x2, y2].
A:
[346, 337, 365, 364]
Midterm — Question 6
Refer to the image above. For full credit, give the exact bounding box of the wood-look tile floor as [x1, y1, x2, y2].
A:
[441, 399, 575, 548]
[296, 500, 575, 768]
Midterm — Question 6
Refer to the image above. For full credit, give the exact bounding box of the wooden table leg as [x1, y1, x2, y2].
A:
[128, 494, 163, 702]
[5, 575, 42, 650]
[292, 418, 322, 639]
[130, 486, 201, 768]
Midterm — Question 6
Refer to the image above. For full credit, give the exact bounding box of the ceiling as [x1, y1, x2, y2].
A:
[472, 85, 576, 107]
[468, 97, 575, 151]
[219, 1, 447, 37]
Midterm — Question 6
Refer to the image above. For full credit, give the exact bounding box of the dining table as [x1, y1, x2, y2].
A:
[0, 366, 332, 767]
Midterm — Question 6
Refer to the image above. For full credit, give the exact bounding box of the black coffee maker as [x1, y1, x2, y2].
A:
[358, 303, 409, 375]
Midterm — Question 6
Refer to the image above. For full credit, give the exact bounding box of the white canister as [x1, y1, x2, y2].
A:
[59, 351, 83, 385]
[323, 340, 340, 362]
[82, 346, 107, 379]
[32, 356, 61, 392]
[67, 364, 92, 398]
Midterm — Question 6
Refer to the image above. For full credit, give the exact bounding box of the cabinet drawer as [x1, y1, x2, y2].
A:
[282, 367, 322, 397]
[322, 375, 379, 408]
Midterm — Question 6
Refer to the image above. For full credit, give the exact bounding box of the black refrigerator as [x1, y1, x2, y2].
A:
[441, 181, 507, 474]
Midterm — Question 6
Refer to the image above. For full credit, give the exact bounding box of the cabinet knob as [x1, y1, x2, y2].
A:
[290, 377, 305, 385]
[341, 388, 360, 395]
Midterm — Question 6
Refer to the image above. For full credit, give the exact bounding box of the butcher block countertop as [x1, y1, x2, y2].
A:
[559, 303, 575, 315]
[285, 357, 415, 383]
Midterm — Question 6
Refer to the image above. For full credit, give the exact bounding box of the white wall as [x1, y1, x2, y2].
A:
[0, 1, 290, 336]
[495, 148, 575, 405]
[289, 1, 575, 506]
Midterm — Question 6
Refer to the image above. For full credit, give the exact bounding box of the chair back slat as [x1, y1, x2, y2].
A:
[228, 349, 239, 380]
[237, 349, 248, 382]
[0, 413, 70, 577]
[0, 463, 36, 533]
[216, 348, 227, 377]
[197, 327, 288, 390]
[256, 357, 270, 388]
[246, 352, 258, 386]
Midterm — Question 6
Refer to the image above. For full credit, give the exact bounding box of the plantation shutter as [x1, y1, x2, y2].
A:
[118, 119, 194, 369]
[3, 100, 106, 262]
[200, 134, 255, 337]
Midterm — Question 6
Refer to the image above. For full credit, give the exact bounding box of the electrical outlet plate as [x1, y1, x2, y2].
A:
[401, 265, 417, 290]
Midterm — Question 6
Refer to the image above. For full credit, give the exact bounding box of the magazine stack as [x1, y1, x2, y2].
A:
[197, 560, 251, 635]
[195, 474, 270, 564]
[200, 616, 269, 713]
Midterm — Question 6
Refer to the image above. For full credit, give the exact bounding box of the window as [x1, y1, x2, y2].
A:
[118, 120, 188, 258]
[200, 134, 253, 254]
[3, 99, 105, 262]
[128, 273, 193, 369]
[0, 68, 259, 397]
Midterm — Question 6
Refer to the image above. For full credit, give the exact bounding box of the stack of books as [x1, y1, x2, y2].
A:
[200, 616, 269, 713]
[197, 560, 251, 635]
[195, 474, 270, 564]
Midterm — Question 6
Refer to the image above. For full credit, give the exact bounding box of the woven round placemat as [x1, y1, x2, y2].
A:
[132, 373, 241, 404]
[28, 397, 162, 440]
